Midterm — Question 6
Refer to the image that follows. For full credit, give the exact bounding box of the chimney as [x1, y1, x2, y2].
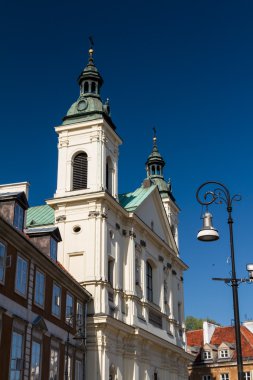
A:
[203, 321, 218, 344]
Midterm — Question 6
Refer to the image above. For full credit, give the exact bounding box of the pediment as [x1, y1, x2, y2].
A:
[133, 186, 178, 252]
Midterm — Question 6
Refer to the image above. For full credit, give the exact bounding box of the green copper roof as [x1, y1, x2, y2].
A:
[119, 185, 156, 212]
[26, 205, 54, 227]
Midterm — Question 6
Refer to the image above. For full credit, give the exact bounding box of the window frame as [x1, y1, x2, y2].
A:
[65, 293, 74, 325]
[76, 301, 84, 328]
[219, 349, 230, 359]
[30, 339, 42, 380]
[0, 240, 7, 284]
[203, 350, 212, 360]
[72, 152, 88, 190]
[52, 282, 61, 318]
[13, 202, 25, 230]
[15, 255, 28, 297]
[146, 261, 153, 302]
[50, 238, 58, 262]
[244, 372, 251, 380]
[202, 376, 212, 380]
[34, 269, 45, 308]
[220, 374, 229, 380]
[10, 330, 24, 379]
[75, 359, 83, 380]
[49, 347, 59, 380]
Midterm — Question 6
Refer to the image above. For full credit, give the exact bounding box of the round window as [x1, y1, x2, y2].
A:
[73, 225, 81, 233]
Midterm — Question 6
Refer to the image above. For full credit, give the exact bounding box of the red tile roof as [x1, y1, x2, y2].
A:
[187, 329, 203, 347]
[187, 325, 253, 360]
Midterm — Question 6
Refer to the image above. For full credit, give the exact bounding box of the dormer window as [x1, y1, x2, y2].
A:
[26, 227, 61, 260]
[219, 349, 229, 359]
[203, 350, 212, 360]
[50, 238, 57, 262]
[0, 191, 28, 230]
[14, 203, 25, 230]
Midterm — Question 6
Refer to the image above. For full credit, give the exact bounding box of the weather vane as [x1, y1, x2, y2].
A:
[89, 35, 94, 48]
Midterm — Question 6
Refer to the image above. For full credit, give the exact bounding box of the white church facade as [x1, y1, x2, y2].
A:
[28, 46, 190, 379]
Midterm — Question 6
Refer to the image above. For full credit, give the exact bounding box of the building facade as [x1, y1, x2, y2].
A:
[30, 46, 190, 379]
[0, 182, 91, 379]
[186, 322, 253, 380]
[2, 44, 193, 379]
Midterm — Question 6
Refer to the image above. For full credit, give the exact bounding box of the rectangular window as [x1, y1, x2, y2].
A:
[52, 283, 61, 317]
[10, 331, 23, 379]
[146, 262, 153, 302]
[76, 301, 83, 327]
[0, 241, 7, 283]
[221, 374, 229, 380]
[49, 348, 59, 380]
[108, 259, 114, 286]
[203, 351, 212, 360]
[14, 203, 24, 230]
[15, 255, 28, 296]
[50, 238, 57, 262]
[219, 349, 229, 358]
[203, 376, 212, 380]
[75, 359, 83, 380]
[30, 340, 41, 379]
[65, 355, 72, 380]
[66, 293, 74, 324]
[244, 373, 251, 380]
[34, 270, 45, 308]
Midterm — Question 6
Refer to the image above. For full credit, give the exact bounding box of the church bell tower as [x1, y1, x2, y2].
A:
[54, 46, 122, 199]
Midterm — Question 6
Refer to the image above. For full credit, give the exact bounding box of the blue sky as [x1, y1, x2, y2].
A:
[1, 0, 253, 326]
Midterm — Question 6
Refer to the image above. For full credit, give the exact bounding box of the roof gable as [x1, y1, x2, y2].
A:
[120, 185, 177, 250]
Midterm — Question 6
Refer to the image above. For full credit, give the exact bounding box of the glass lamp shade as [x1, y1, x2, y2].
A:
[246, 264, 253, 280]
[197, 212, 219, 242]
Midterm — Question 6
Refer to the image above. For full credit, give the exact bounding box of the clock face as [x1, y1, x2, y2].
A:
[77, 99, 88, 111]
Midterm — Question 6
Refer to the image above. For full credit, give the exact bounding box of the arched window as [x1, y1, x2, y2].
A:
[151, 165, 155, 175]
[84, 82, 89, 93]
[72, 152, 88, 190]
[146, 262, 153, 302]
[91, 82, 96, 93]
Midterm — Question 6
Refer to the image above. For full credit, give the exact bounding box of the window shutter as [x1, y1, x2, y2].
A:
[73, 153, 88, 190]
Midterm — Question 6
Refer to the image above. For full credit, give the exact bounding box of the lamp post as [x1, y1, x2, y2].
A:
[196, 181, 246, 380]
[65, 314, 86, 380]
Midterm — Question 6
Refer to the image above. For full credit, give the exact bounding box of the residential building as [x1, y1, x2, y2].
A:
[0, 182, 91, 380]
[25, 46, 191, 379]
[186, 321, 253, 380]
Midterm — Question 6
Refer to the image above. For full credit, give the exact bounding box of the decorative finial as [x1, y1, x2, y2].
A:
[88, 36, 94, 63]
[153, 127, 157, 145]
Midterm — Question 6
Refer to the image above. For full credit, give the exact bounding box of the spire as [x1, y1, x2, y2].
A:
[62, 40, 115, 129]
[146, 128, 165, 178]
[78, 39, 104, 98]
[145, 130, 175, 200]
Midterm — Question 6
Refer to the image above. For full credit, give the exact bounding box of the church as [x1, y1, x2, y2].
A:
[26, 46, 190, 379]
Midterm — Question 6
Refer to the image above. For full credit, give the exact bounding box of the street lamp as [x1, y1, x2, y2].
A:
[196, 181, 253, 380]
[65, 314, 85, 380]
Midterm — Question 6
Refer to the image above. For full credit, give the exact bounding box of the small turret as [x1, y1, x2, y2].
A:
[62, 43, 114, 129]
[145, 128, 175, 201]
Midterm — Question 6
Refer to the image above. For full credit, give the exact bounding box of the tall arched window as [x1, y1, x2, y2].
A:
[72, 152, 88, 190]
[146, 262, 153, 302]
[106, 156, 113, 194]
